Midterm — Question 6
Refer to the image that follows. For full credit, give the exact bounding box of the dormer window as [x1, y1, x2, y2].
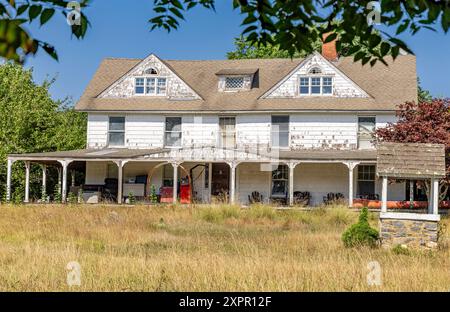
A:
[225, 77, 244, 90]
[299, 74, 333, 96]
[135, 76, 167, 96]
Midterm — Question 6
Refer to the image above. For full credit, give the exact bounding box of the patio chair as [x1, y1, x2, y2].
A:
[248, 191, 263, 204]
[294, 191, 310, 206]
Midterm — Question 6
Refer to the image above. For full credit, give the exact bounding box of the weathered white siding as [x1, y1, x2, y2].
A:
[126, 115, 164, 149]
[86, 112, 397, 151]
[237, 163, 271, 204]
[236, 115, 271, 147]
[182, 115, 218, 147]
[290, 114, 358, 149]
[293, 163, 349, 206]
[87, 114, 108, 149]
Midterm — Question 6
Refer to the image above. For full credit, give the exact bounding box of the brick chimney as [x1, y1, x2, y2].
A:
[321, 32, 338, 61]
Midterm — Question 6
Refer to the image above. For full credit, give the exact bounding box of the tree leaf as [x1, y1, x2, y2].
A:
[28, 5, 42, 22]
[40, 8, 55, 26]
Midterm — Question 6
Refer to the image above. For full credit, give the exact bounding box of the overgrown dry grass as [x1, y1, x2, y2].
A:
[0, 203, 449, 291]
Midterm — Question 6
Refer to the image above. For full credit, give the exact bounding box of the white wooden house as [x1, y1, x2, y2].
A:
[6, 41, 418, 206]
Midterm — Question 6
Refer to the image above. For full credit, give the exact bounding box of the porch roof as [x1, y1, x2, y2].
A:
[8, 147, 376, 163]
[8, 148, 169, 161]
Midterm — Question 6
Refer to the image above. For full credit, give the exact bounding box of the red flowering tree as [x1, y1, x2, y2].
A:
[375, 99, 450, 199]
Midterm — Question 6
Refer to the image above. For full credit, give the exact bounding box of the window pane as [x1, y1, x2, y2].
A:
[219, 117, 236, 148]
[166, 117, 182, 132]
[146, 78, 156, 94]
[322, 77, 332, 94]
[135, 78, 144, 94]
[272, 116, 289, 131]
[109, 117, 125, 131]
[272, 181, 287, 196]
[165, 132, 182, 147]
[299, 78, 309, 94]
[109, 132, 124, 146]
[311, 77, 321, 94]
[225, 77, 244, 89]
[157, 78, 167, 95]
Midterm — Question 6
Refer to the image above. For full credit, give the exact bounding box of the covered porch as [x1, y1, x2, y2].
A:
[7, 147, 383, 206]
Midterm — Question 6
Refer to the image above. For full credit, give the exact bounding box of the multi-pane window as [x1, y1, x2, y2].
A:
[358, 116, 376, 149]
[299, 77, 309, 94]
[271, 165, 288, 197]
[299, 76, 333, 95]
[135, 78, 145, 94]
[165, 117, 182, 147]
[225, 77, 244, 90]
[108, 117, 125, 146]
[135, 77, 167, 95]
[219, 117, 236, 149]
[357, 165, 376, 196]
[271, 116, 289, 148]
[322, 77, 332, 94]
[311, 77, 321, 94]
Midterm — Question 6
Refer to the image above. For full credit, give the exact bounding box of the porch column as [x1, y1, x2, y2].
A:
[24, 161, 30, 203]
[42, 164, 47, 198]
[409, 180, 414, 209]
[288, 162, 299, 206]
[114, 160, 127, 204]
[58, 160, 72, 203]
[228, 162, 238, 205]
[208, 163, 213, 203]
[381, 176, 388, 213]
[345, 162, 359, 207]
[428, 180, 434, 214]
[6, 158, 14, 202]
[172, 162, 179, 204]
[432, 178, 439, 215]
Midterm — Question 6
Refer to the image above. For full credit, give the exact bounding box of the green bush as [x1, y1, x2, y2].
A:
[342, 207, 379, 248]
[128, 192, 136, 204]
[67, 192, 77, 205]
[149, 185, 158, 204]
[53, 184, 62, 203]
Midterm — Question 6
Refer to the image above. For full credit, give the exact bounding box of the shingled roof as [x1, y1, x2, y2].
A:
[377, 143, 446, 179]
[76, 54, 417, 112]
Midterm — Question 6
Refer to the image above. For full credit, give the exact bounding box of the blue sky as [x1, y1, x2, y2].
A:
[24, 0, 450, 103]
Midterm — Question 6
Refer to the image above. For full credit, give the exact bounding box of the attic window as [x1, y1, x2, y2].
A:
[145, 68, 158, 75]
[225, 77, 244, 90]
[309, 67, 322, 74]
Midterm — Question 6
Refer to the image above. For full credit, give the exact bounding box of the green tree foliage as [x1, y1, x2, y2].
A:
[0, 63, 86, 202]
[151, 0, 450, 66]
[0, 0, 90, 62]
[342, 207, 379, 248]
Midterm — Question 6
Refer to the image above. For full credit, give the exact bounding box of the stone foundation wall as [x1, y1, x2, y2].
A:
[380, 214, 440, 249]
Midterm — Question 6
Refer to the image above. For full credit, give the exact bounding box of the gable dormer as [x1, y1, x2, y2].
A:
[262, 52, 370, 99]
[216, 68, 258, 92]
[98, 54, 201, 100]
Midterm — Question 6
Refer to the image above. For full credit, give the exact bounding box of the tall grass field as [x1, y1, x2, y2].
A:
[0, 204, 449, 291]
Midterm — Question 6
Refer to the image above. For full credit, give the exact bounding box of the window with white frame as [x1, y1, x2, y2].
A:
[108, 116, 125, 146]
[271, 165, 288, 197]
[225, 77, 244, 90]
[357, 165, 376, 196]
[165, 117, 182, 147]
[358, 116, 376, 149]
[135, 77, 167, 95]
[271, 115, 289, 148]
[219, 117, 236, 148]
[299, 75, 333, 95]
